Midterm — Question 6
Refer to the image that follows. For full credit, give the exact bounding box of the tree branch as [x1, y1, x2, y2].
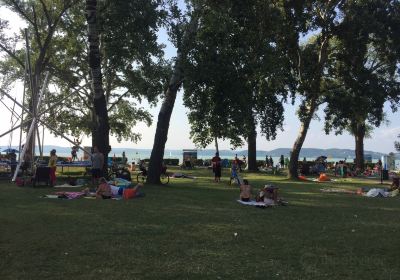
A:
[38, 0, 52, 28]
[9, 0, 34, 26]
[0, 42, 25, 68]
[107, 90, 130, 112]
[31, 4, 43, 49]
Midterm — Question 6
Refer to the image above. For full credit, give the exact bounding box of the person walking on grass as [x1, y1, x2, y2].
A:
[211, 152, 222, 182]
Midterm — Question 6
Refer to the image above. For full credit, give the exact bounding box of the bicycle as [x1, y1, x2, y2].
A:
[108, 164, 131, 181]
[136, 170, 169, 185]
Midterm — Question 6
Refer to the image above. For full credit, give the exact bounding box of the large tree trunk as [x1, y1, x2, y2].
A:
[147, 71, 182, 184]
[288, 100, 317, 179]
[247, 119, 258, 172]
[214, 136, 219, 154]
[354, 122, 365, 171]
[86, 0, 110, 173]
[147, 15, 199, 184]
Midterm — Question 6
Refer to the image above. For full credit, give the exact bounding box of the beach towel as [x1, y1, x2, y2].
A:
[365, 188, 390, 197]
[54, 183, 84, 188]
[43, 191, 86, 199]
[236, 199, 273, 207]
[54, 191, 86, 199]
[171, 173, 196, 179]
[108, 178, 131, 187]
[320, 188, 356, 194]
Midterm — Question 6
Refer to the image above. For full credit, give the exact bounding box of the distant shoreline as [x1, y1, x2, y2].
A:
[1, 145, 398, 160]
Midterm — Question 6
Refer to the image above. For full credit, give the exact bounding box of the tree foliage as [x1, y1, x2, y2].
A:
[321, 0, 400, 169]
[277, 0, 344, 178]
[395, 135, 400, 152]
[324, 0, 400, 135]
[0, 0, 169, 143]
[183, 0, 291, 150]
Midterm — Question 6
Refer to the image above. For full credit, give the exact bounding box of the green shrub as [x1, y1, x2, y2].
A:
[164, 158, 179, 166]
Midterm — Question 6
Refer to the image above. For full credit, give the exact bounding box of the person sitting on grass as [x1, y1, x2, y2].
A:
[139, 160, 147, 176]
[239, 179, 252, 202]
[256, 184, 287, 206]
[96, 177, 112, 199]
[388, 177, 399, 192]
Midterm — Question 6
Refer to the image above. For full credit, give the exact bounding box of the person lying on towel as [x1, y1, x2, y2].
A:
[239, 179, 252, 202]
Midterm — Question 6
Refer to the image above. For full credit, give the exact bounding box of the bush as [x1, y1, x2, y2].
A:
[164, 158, 179, 166]
[256, 160, 265, 167]
[194, 159, 204, 166]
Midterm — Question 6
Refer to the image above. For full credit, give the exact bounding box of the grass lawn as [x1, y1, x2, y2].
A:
[0, 167, 399, 280]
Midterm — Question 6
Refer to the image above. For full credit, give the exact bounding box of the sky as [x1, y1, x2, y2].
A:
[0, 5, 399, 154]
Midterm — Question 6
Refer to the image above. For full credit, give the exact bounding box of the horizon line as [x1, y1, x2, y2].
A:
[0, 144, 395, 154]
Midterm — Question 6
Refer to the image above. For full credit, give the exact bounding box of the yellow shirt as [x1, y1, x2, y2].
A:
[48, 155, 57, 168]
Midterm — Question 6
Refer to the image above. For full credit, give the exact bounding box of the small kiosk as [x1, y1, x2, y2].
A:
[182, 149, 197, 169]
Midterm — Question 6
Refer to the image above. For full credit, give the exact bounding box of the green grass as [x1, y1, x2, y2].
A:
[0, 167, 399, 280]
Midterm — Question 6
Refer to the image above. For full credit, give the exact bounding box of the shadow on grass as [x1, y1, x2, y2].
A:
[1, 169, 400, 279]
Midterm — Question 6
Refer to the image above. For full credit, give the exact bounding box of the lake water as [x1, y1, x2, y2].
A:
[58, 149, 400, 169]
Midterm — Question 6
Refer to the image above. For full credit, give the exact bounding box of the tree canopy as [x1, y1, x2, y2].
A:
[0, 0, 169, 143]
[182, 0, 292, 169]
[323, 0, 400, 169]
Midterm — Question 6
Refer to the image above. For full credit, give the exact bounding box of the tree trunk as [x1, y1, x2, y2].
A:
[86, 0, 110, 173]
[147, 15, 199, 184]
[214, 136, 219, 154]
[354, 123, 365, 171]
[247, 120, 258, 172]
[288, 100, 317, 179]
[147, 72, 182, 184]
[91, 106, 96, 148]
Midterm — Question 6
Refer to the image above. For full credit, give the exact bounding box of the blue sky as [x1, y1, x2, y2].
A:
[0, 5, 399, 154]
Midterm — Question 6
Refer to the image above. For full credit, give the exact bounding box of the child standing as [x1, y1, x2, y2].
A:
[48, 149, 57, 186]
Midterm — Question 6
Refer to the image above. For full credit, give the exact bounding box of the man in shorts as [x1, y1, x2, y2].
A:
[91, 146, 104, 183]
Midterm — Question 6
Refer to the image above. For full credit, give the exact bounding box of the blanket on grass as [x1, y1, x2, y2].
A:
[320, 188, 356, 194]
[44, 191, 87, 199]
[171, 173, 196, 179]
[311, 178, 337, 182]
[365, 188, 399, 198]
[54, 183, 84, 188]
[237, 199, 273, 207]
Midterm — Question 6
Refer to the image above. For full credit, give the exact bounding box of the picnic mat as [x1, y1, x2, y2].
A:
[54, 183, 84, 188]
[237, 200, 271, 207]
[320, 188, 356, 194]
[43, 191, 87, 199]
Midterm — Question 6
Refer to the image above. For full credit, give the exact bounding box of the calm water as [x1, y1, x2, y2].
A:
[58, 150, 400, 169]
